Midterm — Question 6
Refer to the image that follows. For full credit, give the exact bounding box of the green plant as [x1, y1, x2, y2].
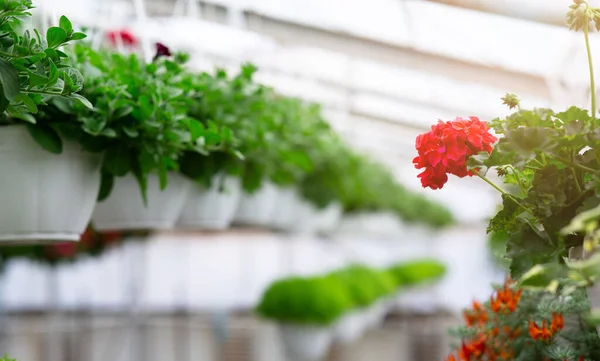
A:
[0, 1, 90, 146]
[413, 1, 600, 278]
[256, 275, 353, 326]
[36, 43, 210, 201]
[446, 279, 600, 361]
[387, 259, 447, 287]
[0, 354, 15, 361]
[330, 265, 385, 308]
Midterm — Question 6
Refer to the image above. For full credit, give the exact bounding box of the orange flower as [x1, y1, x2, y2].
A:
[490, 282, 522, 314]
[499, 349, 514, 360]
[460, 335, 486, 360]
[551, 312, 564, 333]
[464, 300, 488, 326]
[529, 320, 553, 341]
[445, 354, 457, 361]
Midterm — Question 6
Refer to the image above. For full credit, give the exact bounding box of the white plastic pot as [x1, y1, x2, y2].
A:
[269, 187, 298, 230]
[333, 310, 366, 344]
[364, 301, 387, 330]
[233, 181, 279, 227]
[279, 324, 332, 361]
[177, 175, 241, 230]
[287, 194, 321, 235]
[0, 125, 101, 242]
[315, 202, 343, 235]
[92, 172, 192, 231]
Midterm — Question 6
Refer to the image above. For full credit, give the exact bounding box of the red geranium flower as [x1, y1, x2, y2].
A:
[413, 116, 497, 189]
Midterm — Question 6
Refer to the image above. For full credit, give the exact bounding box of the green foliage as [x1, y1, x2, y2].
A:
[0, 1, 90, 137]
[478, 103, 600, 278]
[329, 265, 396, 308]
[255, 275, 353, 326]
[163, 61, 453, 227]
[387, 259, 447, 286]
[256, 261, 445, 325]
[0, 354, 15, 361]
[36, 44, 207, 201]
[447, 282, 600, 361]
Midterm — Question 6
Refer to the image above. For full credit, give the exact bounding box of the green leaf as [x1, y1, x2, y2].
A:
[48, 59, 58, 86]
[122, 126, 139, 138]
[187, 118, 204, 141]
[25, 124, 63, 154]
[59, 16, 73, 35]
[103, 145, 131, 176]
[81, 116, 106, 135]
[158, 158, 168, 190]
[28, 71, 49, 87]
[15, 94, 37, 113]
[0, 93, 9, 113]
[97, 171, 115, 202]
[46, 27, 67, 48]
[518, 263, 563, 290]
[68, 93, 93, 109]
[70, 32, 87, 41]
[0, 58, 21, 101]
[561, 203, 600, 235]
[566, 252, 600, 280]
[585, 309, 600, 326]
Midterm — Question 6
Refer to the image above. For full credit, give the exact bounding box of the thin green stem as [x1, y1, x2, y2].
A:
[572, 167, 583, 194]
[473, 170, 534, 216]
[22, 89, 63, 96]
[584, 10, 597, 118]
[508, 166, 526, 195]
[555, 155, 598, 174]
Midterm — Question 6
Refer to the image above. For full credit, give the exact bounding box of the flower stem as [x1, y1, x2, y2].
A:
[473, 170, 534, 216]
[555, 155, 598, 174]
[584, 10, 597, 118]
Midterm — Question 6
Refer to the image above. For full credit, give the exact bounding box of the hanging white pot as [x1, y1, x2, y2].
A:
[315, 202, 343, 235]
[0, 125, 102, 242]
[333, 310, 366, 344]
[177, 175, 242, 230]
[233, 181, 279, 227]
[92, 172, 192, 231]
[364, 300, 387, 330]
[287, 194, 321, 235]
[269, 187, 298, 230]
[279, 324, 332, 361]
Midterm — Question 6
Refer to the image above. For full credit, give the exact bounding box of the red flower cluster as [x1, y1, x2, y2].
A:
[107, 29, 138, 47]
[413, 116, 497, 189]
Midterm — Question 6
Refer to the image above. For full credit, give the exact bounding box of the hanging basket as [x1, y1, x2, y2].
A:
[269, 187, 299, 231]
[363, 300, 388, 330]
[177, 175, 242, 230]
[233, 181, 279, 227]
[92, 172, 192, 231]
[0, 125, 101, 242]
[333, 310, 366, 344]
[286, 194, 321, 235]
[279, 324, 332, 361]
[315, 202, 343, 235]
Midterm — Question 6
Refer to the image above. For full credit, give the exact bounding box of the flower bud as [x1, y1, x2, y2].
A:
[574, 0, 585, 4]
[501, 93, 520, 110]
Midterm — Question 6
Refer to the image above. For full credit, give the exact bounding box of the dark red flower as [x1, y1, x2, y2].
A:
[413, 116, 497, 189]
[48, 242, 78, 258]
[154, 42, 171, 60]
[107, 29, 138, 47]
